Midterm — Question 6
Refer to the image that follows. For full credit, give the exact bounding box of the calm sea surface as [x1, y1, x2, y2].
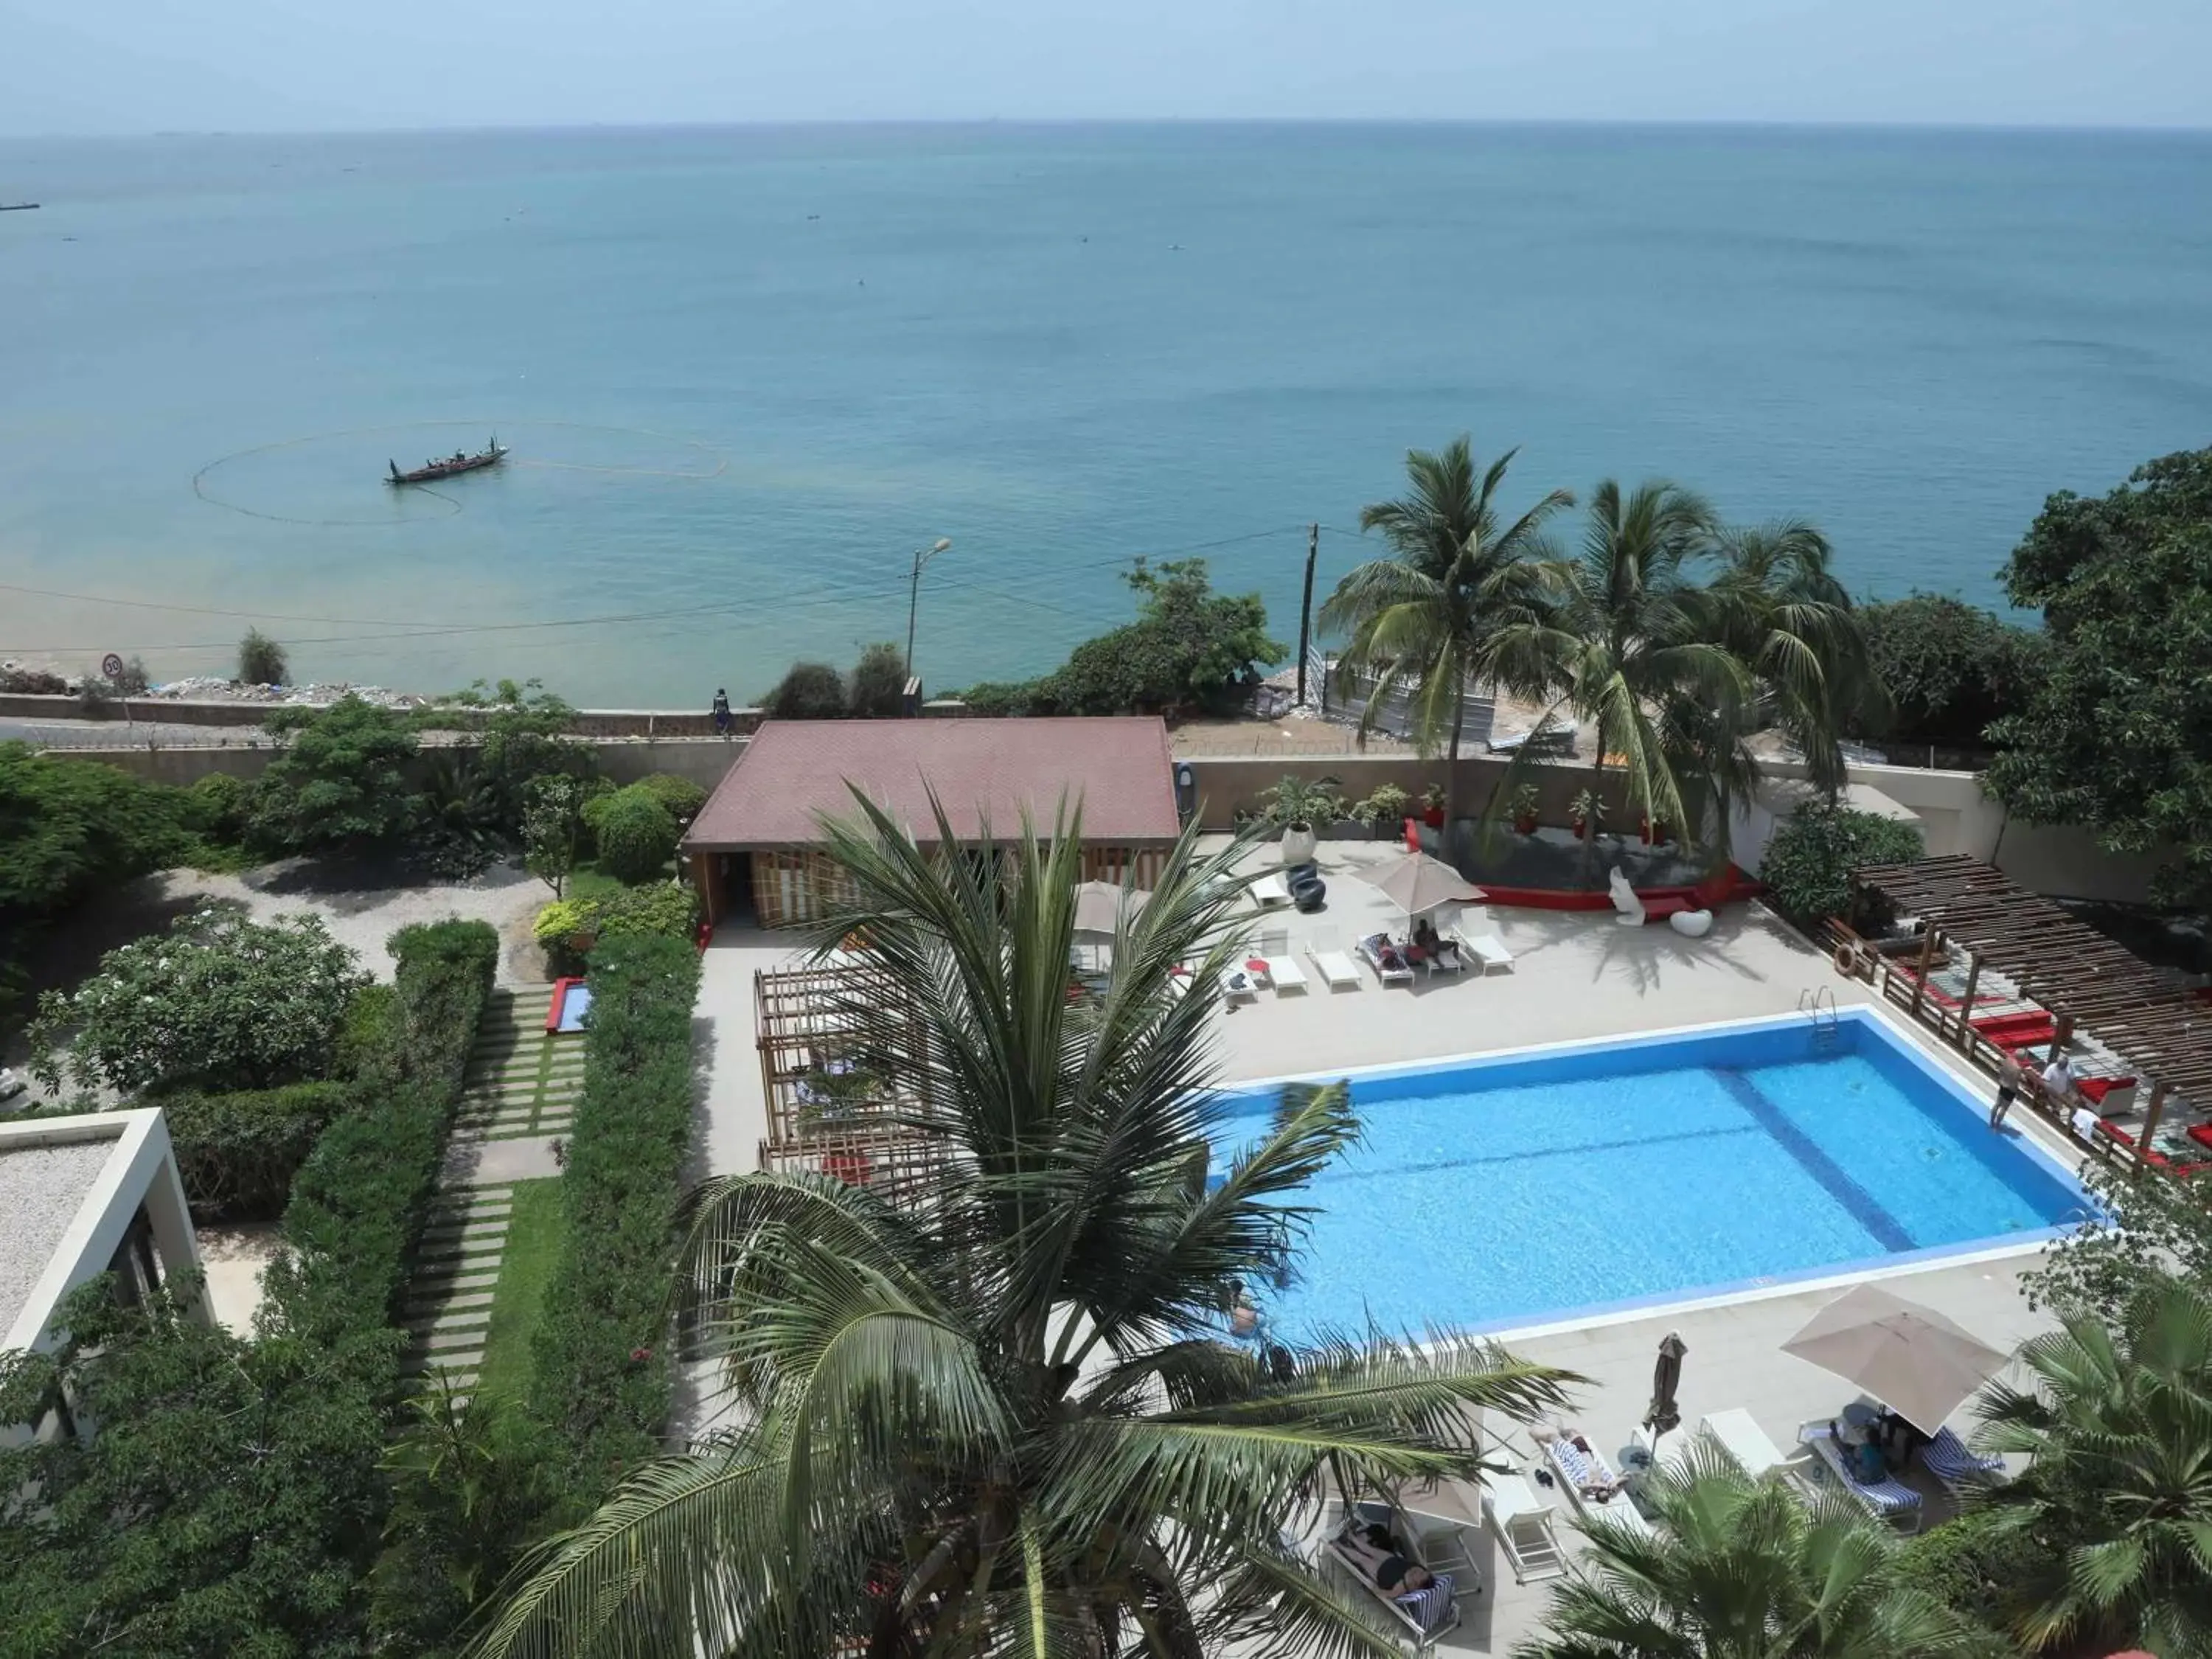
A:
[1, 123, 2208, 706]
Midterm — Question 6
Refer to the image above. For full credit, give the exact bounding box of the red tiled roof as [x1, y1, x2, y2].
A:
[684, 717, 1180, 849]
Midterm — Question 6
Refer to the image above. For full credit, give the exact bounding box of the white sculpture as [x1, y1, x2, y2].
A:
[1607, 865, 1646, 927]
[1670, 908, 1715, 939]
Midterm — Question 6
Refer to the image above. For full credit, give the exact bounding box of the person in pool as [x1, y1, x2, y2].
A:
[1335, 1525, 1436, 1596]
[1226, 1280, 1262, 1338]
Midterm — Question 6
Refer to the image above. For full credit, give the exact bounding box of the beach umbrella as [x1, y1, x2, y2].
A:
[1642, 1331, 1688, 1448]
[1072, 880, 1149, 935]
[1360, 852, 1485, 925]
[1780, 1284, 2009, 1434]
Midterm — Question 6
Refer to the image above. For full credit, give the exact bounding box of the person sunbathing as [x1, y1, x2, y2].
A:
[1335, 1526, 1436, 1596]
[1565, 1433, 1626, 1500]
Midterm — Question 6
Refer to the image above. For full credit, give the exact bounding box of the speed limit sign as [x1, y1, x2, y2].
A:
[101, 653, 125, 680]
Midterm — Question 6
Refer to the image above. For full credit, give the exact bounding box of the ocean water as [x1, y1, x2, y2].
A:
[1207, 1018, 2083, 1338]
[3, 123, 2210, 706]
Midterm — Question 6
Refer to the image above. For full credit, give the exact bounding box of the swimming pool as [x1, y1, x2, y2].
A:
[1207, 1009, 2091, 1339]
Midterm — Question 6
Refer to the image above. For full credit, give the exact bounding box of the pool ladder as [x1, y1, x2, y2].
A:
[1799, 985, 1840, 1051]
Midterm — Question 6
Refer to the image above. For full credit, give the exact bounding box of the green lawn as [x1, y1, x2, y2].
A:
[469, 1178, 566, 1403]
[564, 861, 627, 902]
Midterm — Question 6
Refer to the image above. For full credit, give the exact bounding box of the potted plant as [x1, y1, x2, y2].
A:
[1354, 783, 1411, 838]
[1259, 773, 1343, 866]
[1507, 782, 1541, 835]
[1420, 782, 1447, 830]
[1570, 787, 1606, 841]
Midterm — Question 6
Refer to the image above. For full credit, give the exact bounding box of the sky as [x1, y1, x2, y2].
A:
[1, 0, 2208, 136]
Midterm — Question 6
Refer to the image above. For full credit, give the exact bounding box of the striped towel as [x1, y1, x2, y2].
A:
[1396, 1571, 1455, 1635]
[1551, 1436, 1618, 1493]
[1922, 1427, 2004, 1484]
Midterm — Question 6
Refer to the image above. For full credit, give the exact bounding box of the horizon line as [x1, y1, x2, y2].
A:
[6, 114, 2211, 144]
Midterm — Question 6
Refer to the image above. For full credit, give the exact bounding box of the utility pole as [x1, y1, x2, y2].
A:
[1295, 522, 1318, 708]
[904, 537, 954, 683]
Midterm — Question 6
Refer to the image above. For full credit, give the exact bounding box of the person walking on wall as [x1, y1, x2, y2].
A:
[712, 687, 731, 738]
[1990, 1051, 2022, 1130]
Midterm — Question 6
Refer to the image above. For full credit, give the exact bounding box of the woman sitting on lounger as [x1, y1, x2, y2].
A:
[1337, 1526, 1435, 1595]
[1361, 933, 1412, 973]
[1413, 918, 1463, 970]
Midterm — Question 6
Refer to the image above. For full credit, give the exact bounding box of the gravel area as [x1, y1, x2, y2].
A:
[151, 860, 552, 984]
[0, 1140, 116, 1339]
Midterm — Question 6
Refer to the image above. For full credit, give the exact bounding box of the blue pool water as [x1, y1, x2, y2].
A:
[1208, 1012, 2087, 1338]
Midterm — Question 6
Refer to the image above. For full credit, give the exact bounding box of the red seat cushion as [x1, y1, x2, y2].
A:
[2078, 1075, 2136, 1105]
[2097, 1119, 2135, 1145]
[1974, 1012, 2053, 1037]
[2188, 1124, 2212, 1150]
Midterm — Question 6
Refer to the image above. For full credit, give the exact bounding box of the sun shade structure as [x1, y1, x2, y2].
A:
[1853, 855, 2212, 1103]
[1643, 1331, 1688, 1444]
[1361, 851, 1486, 922]
[684, 716, 1181, 926]
[1780, 1283, 2008, 1434]
[1071, 880, 1150, 935]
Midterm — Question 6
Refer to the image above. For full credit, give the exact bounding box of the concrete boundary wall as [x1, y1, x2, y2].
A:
[0, 692, 765, 739]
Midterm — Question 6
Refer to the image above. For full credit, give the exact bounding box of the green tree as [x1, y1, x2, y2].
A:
[1521, 1441, 1970, 1659]
[522, 773, 589, 897]
[1852, 595, 2037, 751]
[474, 800, 1576, 1659]
[1320, 438, 1573, 826]
[472, 682, 594, 832]
[584, 784, 679, 884]
[1984, 447, 2212, 909]
[630, 771, 706, 826]
[1046, 557, 1287, 716]
[763, 661, 849, 718]
[253, 693, 423, 855]
[1494, 480, 1754, 883]
[849, 640, 910, 717]
[1757, 804, 1925, 930]
[1974, 1274, 2212, 1656]
[28, 907, 367, 1094]
[238, 626, 289, 685]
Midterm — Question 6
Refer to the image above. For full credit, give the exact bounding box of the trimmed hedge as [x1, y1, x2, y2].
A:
[160, 1082, 352, 1222]
[529, 933, 700, 1506]
[584, 785, 679, 884]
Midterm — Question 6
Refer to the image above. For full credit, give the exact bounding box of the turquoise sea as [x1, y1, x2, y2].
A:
[2, 123, 2209, 706]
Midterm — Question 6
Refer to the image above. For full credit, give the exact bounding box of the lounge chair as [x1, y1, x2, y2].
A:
[1256, 929, 1308, 992]
[1697, 1409, 1809, 1484]
[1250, 872, 1292, 908]
[1220, 966, 1261, 1004]
[1307, 939, 1363, 990]
[1450, 926, 1514, 973]
[1358, 933, 1416, 987]
[1798, 1422, 1922, 1531]
[1481, 1472, 1566, 1584]
[1919, 1426, 2005, 1492]
[1543, 1433, 1656, 1537]
[1325, 1502, 1463, 1647]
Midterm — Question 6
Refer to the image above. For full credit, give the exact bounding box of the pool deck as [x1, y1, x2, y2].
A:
[686, 838, 2084, 1645]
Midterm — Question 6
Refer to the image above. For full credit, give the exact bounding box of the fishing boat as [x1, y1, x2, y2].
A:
[387, 437, 507, 485]
[0, 203, 39, 212]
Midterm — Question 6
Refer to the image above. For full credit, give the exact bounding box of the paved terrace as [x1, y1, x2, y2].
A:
[687, 837, 2084, 1649]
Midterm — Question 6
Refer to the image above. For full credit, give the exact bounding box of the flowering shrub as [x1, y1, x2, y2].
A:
[29, 908, 366, 1094]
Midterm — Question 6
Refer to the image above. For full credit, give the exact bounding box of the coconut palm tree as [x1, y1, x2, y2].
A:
[1707, 522, 1887, 807]
[471, 798, 1577, 1659]
[1491, 479, 1755, 884]
[1519, 1439, 1971, 1659]
[1320, 438, 1573, 828]
[1972, 1273, 2212, 1657]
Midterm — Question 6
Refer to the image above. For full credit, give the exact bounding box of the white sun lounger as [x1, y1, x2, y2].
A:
[1451, 926, 1514, 973]
[1798, 1422, 1922, 1532]
[1220, 966, 1261, 1004]
[1325, 1502, 1464, 1648]
[1256, 929, 1308, 992]
[1307, 942, 1363, 990]
[1481, 1472, 1567, 1584]
[1358, 933, 1416, 986]
[1543, 1434, 1656, 1538]
[1698, 1410, 1809, 1484]
[1250, 872, 1292, 908]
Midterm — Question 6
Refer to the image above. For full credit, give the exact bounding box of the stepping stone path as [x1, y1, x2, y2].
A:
[402, 1180, 515, 1405]
[452, 984, 585, 1144]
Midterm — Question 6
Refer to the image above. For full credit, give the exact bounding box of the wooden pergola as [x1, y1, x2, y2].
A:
[752, 961, 945, 1201]
[1853, 855, 2212, 1163]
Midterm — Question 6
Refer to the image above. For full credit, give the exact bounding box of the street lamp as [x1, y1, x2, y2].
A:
[904, 537, 953, 681]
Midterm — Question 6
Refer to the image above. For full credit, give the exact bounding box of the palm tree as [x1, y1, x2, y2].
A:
[1972, 1273, 2212, 1657]
[1491, 479, 1754, 884]
[1520, 1439, 1971, 1659]
[1320, 438, 1573, 829]
[1707, 523, 1887, 807]
[473, 798, 1578, 1659]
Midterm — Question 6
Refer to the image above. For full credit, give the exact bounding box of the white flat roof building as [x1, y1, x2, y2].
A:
[1, 1108, 207, 1366]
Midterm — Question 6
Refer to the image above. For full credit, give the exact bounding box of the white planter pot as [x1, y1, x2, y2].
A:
[1279, 824, 1318, 865]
